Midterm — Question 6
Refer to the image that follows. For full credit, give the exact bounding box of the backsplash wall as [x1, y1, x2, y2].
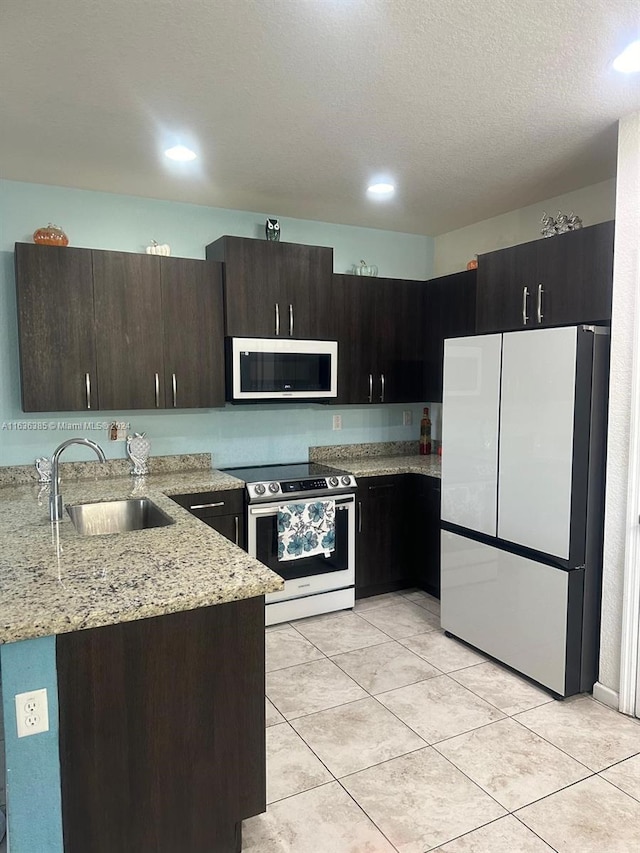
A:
[0, 180, 435, 467]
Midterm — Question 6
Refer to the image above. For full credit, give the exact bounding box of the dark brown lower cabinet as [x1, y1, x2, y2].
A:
[56, 597, 265, 853]
[410, 474, 441, 597]
[170, 489, 246, 548]
[355, 473, 441, 599]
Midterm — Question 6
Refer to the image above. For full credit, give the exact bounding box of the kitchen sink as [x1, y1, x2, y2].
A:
[66, 498, 174, 536]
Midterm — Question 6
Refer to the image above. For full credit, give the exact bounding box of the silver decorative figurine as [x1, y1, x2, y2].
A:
[35, 456, 52, 483]
[126, 432, 150, 476]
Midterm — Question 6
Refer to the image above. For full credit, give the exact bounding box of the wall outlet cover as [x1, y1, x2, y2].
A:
[332, 414, 342, 430]
[403, 411, 413, 426]
[15, 688, 49, 737]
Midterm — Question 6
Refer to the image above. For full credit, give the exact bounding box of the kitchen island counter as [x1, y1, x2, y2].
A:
[0, 468, 282, 645]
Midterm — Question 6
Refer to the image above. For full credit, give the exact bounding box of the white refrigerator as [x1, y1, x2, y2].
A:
[440, 325, 609, 696]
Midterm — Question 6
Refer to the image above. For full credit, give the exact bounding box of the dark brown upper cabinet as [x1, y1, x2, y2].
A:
[329, 275, 425, 405]
[160, 258, 225, 409]
[421, 270, 477, 401]
[205, 236, 333, 339]
[476, 221, 614, 334]
[15, 244, 225, 412]
[15, 243, 98, 412]
[329, 271, 475, 405]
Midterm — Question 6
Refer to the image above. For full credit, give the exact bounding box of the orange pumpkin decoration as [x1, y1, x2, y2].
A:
[33, 223, 69, 246]
[466, 257, 478, 271]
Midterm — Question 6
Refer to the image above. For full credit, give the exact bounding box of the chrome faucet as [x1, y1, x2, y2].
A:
[49, 438, 107, 522]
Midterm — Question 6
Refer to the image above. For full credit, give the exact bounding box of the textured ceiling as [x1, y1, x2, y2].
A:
[1, 0, 639, 234]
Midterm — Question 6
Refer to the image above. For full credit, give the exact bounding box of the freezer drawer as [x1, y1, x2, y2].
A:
[441, 531, 583, 695]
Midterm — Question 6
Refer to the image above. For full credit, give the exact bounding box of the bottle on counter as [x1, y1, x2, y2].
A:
[419, 407, 432, 456]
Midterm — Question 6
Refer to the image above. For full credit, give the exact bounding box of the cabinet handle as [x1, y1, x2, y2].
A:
[537, 284, 544, 323]
[522, 287, 530, 324]
[190, 501, 225, 510]
[85, 373, 91, 410]
[368, 373, 373, 403]
[172, 373, 177, 407]
[368, 484, 396, 491]
[154, 372, 160, 408]
[234, 515, 239, 545]
[358, 500, 362, 533]
[380, 373, 385, 403]
[289, 304, 294, 336]
[275, 303, 280, 336]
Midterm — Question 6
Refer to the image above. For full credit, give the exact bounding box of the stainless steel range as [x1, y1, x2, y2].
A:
[222, 462, 357, 625]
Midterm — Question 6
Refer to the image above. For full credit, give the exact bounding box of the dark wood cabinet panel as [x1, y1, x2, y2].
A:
[15, 243, 98, 412]
[161, 258, 225, 408]
[171, 489, 246, 548]
[57, 597, 265, 853]
[476, 221, 614, 333]
[356, 475, 413, 597]
[356, 473, 441, 599]
[92, 251, 165, 410]
[331, 274, 375, 404]
[535, 220, 614, 326]
[206, 236, 333, 339]
[16, 245, 226, 412]
[422, 270, 477, 401]
[409, 474, 441, 596]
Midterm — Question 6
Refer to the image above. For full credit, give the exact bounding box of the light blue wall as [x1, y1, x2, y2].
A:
[0, 179, 435, 467]
[1, 637, 63, 853]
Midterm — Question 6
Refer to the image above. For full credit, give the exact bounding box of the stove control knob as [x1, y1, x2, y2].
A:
[254, 483, 266, 496]
[268, 482, 280, 493]
[341, 476, 351, 486]
[328, 476, 339, 487]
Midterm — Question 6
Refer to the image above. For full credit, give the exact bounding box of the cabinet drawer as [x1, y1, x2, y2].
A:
[170, 489, 244, 519]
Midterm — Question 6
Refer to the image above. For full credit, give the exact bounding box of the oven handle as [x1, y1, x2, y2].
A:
[249, 494, 355, 516]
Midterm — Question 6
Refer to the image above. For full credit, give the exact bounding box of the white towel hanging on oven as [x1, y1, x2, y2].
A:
[277, 500, 336, 561]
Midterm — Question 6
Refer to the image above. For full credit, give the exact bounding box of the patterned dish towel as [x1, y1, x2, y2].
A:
[277, 500, 336, 561]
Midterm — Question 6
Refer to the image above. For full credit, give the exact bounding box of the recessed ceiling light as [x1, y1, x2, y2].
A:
[367, 182, 395, 196]
[613, 40, 640, 73]
[164, 144, 197, 162]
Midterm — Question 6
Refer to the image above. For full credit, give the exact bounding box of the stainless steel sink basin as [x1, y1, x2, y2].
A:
[66, 498, 174, 536]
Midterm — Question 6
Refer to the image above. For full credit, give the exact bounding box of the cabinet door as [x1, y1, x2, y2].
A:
[476, 242, 537, 333]
[374, 278, 419, 404]
[331, 274, 375, 404]
[15, 243, 98, 412]
[207, 237, 333, 339]
[356, 475, 411, 596]
[410, 475, 441, 596]
[278, 242, 334, 338]
[535, 221, 614, 327]
[201, 513, 245, 548]
[422, 271, 477, 402]
[93, 251, 164, 410]
[161, 258, 225, 408]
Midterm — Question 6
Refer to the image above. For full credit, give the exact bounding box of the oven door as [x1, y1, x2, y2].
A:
[247, 493, 355, 603]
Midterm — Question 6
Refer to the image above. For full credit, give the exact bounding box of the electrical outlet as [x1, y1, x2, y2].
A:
[15, 688, 49, 737]
[332, 414, 342, 430]
[403, 410, 413, 426]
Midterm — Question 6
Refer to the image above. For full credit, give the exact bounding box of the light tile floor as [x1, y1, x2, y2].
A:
[248, 588, 640, 853]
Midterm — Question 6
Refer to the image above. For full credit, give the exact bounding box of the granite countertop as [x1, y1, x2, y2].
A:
[330, 454, 441, 479]
[0, 468, 283, 645]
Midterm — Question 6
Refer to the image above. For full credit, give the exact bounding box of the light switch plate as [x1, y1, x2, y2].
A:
[403, 410, 413, 426]
[15, 688, 49, 737]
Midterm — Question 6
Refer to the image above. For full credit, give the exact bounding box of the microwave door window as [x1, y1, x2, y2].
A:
[240, 352, 331, 393]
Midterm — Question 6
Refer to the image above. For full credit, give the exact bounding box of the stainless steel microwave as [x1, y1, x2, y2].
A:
[227, 337, 338, 401]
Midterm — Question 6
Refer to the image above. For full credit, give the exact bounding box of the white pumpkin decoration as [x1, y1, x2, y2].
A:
[353, 259, 378, 276]
[146, 240, 171, 256]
